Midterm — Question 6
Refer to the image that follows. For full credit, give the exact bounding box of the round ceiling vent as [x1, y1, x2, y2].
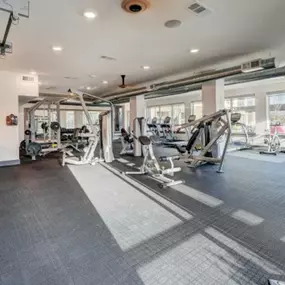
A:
[121, 0, 150, 13]
[164, 19, 182, 28]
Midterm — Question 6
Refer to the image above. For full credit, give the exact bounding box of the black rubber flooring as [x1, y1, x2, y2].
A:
[1, 143, 285, 284]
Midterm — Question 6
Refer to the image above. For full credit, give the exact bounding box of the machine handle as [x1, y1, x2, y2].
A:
[159, 155, 180, 162]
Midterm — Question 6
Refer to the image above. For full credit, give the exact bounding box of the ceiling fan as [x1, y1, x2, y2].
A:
[118, 75, 135, 88]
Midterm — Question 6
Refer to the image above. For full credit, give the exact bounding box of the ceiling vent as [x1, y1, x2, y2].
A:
[100, 55, 117, 61]
[187, 1, 210, 16]
[22, 75, 35, 82]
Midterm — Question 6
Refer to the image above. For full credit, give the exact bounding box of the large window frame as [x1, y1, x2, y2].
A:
[147, 103, 185, 125]
[190, 95, 256, 134]
[267, 91, 285, 135]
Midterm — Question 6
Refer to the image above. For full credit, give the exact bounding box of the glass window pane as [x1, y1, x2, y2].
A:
[191, 101, 203, 119]
[160, 105, 172, 123]
[172, 104, 185, 125]
[148, 107, 160, 122]
[82, 111, 100, 126]
[225, 99, 231, 109]
[66, 111, 75, 128]
[268, 93, 285, 134]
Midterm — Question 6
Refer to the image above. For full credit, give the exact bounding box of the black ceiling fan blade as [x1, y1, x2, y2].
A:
[121, 75, 126, 86]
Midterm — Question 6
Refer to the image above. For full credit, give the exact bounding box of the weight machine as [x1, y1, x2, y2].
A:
[62, 90, 114, 166]
[124, 135, 184, 188]
[24, 97, 65, 159]
[176, 109, 232, 173]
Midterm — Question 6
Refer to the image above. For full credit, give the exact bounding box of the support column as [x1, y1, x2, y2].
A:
[255, 91, 267, 135]
[130, 95, 145, 157]
[202, 79, 225, 115]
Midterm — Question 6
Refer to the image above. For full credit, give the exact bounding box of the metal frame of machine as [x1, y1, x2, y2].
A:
[62, 90, 114, 166]
[124, 135, 184, 188]
[177, 109, 232, 173]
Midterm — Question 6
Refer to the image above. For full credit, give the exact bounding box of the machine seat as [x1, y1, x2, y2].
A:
[139, 136, 151, 146]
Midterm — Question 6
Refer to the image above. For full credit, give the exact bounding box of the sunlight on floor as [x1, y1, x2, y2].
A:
[136, 227, 284, 285]
[68, 164, 186, 251]
[173, 184, 224, 208]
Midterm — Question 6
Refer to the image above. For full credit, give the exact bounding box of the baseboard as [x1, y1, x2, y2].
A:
[0, 159, 20, 167]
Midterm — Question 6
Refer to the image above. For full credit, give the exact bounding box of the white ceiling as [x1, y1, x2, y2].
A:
[1, 0, 285, 95]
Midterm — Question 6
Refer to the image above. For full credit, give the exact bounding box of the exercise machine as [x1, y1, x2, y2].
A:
[23, 98, 66, 160]
[147, 117, 160, 137]
[120, 117, 146, 156]
[62, 90, 114, 166]
[124, 135, 184, 188]
[227, 112, 250, 152]
[260, 124, 285, 155]
[175, 109, 231, 172]
[161, 116, 187, 147]
[120, 128, 134, 155]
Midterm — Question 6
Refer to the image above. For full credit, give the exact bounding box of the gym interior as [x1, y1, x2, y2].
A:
[1, 1, 285, 285]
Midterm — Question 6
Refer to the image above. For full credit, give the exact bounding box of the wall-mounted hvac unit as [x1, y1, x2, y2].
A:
[241, 59, 264, 73]
[16, 73, 38, 97]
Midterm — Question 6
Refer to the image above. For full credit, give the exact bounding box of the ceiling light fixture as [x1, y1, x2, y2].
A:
[102, 81, 108, 84]
[52, 46, 63, 52]
[86, 86, 91, 90]
[190, 48, 199, 53]
[84, 10, 97, 19]
[142, 65, 150, 70]
[30, 71, 36, 75]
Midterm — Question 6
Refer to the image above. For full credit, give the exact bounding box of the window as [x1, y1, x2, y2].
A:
[160, 105, 172, 123]
[82, 111, 100, 127]
[66, 111, 75, 128]
[172, 104, 185, 125]
[268, 93, 285, 134]
[147, 104, 185, 125]
[190, 101, 203, 120]
[190, 96, 256, 133]
[225, 99, 231, 110]
[147, 106, 160, 122]
[227, 95, 256, 134]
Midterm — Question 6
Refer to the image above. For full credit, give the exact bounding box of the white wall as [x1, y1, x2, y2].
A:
[0, 71, 38, 165]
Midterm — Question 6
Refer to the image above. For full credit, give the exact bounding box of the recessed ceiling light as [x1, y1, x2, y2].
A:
[89, 74, 96, 78]
[190, 48, 199, 53]
[84, 10, 97, 19]
[164, 20, 182, 28]
[142, 65, 150, 70]
[52, 46, 63, 52]
[86, 86, 91, 90]
[30, 71, 36, 75]
[102, 81, 108, 84]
